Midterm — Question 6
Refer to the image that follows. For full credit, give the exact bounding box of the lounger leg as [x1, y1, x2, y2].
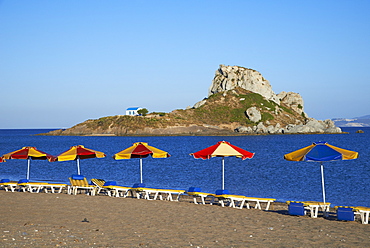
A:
[36, 186, 42, 193]
[364, 212, 369, 224]
[239, 200, 245, 209]
[176, 194, 182, 201]
[310, 206, 318, 218]
[123, 190, 130, 198]
[359, 212, 369, 224]
[152, 192, 158, 200]
[265, 201, 271, 211]
[255, 201, 261, 210]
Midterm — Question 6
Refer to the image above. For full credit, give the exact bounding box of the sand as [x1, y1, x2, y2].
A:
[0, 190, 369, 247]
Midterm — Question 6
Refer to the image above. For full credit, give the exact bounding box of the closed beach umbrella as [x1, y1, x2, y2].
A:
[2, 147, 55, 180]
[284, 141, 358, 203]
[55, 145, 106, 175]
[113, 142, 170, 184]
[190, 141, 255, 190]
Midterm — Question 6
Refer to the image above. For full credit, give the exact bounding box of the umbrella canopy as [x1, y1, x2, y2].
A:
[55, 145, 106, 175]
[113, 142, 170, 184]
[2, 146, 55, 180]
[284, 141, 358, 203]
[190, 141, 255, 190]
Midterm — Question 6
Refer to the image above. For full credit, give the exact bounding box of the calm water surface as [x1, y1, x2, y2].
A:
[0, 127, 369, 207]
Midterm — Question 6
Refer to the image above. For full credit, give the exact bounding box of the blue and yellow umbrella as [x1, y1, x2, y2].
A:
[284, 141, 358, 203]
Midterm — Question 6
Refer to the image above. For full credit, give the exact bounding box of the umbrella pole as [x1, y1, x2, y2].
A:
[140, 157, 143, 184]
[27, 158, 30, 180]
[320, 162, 326, 204]
[222, 157, 225, 190]
[77, 158, 81, 175]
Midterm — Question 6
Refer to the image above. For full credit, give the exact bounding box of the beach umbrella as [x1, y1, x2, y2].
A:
[0, 157, 5, 162]
[190, 141, 255, 190]
[2, 146, 55, 180]
[284, 141, 358, 204]
[113, 142, 170, 184]
[55, 145, 106, 175]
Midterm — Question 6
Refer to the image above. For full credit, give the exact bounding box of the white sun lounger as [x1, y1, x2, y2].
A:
[214, 194, 276, 210]
[131, 187, 185, 201]
[18, 182, 67, 193]
[0, 181, 18, 192]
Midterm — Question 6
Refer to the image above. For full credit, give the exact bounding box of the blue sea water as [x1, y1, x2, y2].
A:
[0, 128, 369, 207]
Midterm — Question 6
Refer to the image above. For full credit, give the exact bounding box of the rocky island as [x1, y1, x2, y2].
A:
[45, 65, 342, 136]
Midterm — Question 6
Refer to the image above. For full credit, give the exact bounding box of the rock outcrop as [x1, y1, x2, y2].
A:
[202, 64, 341, 134]
[209, 65, 281, 104]
[235, 118, 341, 134]
[206, 65, 307, 117]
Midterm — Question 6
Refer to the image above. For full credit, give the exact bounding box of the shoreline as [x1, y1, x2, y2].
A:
[1, 190, 369, 247]
[36, 131, 351, 137]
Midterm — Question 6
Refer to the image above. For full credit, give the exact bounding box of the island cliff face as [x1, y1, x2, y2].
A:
[46, 65, 342, 136]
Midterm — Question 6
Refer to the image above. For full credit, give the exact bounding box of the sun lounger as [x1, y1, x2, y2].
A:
[91, 178, 111, 195]
[0, 179, 18, 192]
[91, 179, 132, 198]
[68, 175, 96, 195]
[186, 187, 215, 204]
[154, 188, 186, 201]
[18, 180, 49, 193]
[130, 183, 185, 201]
[287, 201, 331, 218]
[17, 181, 67, 193]
[213, 193, 245, 208]
[213, 190, 276, 210]
[353, 206, 370, 224]
[335, 206, 370, 224]
[43, 183, 67, 193]
[237, 196, 276, 210]
[130, 186, 158, 200]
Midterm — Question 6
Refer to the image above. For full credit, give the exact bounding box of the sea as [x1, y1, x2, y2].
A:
[0, 127, 369, 207]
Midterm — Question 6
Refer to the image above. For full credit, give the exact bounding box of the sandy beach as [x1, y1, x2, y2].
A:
[0, 190, 369, 247]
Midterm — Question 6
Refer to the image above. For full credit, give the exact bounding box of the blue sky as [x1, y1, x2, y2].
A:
[1, 0, 369, 129]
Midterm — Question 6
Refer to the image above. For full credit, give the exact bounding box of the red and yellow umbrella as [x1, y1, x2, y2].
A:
[113, 142, 170, 183]
[2, 146, 55, 180]
[190, 141, 255, 190]
[0, 157, 5, 163]
[55, 145, 106, 175]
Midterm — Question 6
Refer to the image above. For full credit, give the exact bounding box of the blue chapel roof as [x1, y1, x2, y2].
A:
[126, 107, 141, 110]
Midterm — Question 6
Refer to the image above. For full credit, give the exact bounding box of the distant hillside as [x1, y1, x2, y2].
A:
[332, 115, 370, 127]
[43, 65, 342, 136]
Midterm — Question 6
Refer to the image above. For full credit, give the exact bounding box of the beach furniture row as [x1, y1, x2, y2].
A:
[2, 177, 369, 224]
[0, 176, 275, 210]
